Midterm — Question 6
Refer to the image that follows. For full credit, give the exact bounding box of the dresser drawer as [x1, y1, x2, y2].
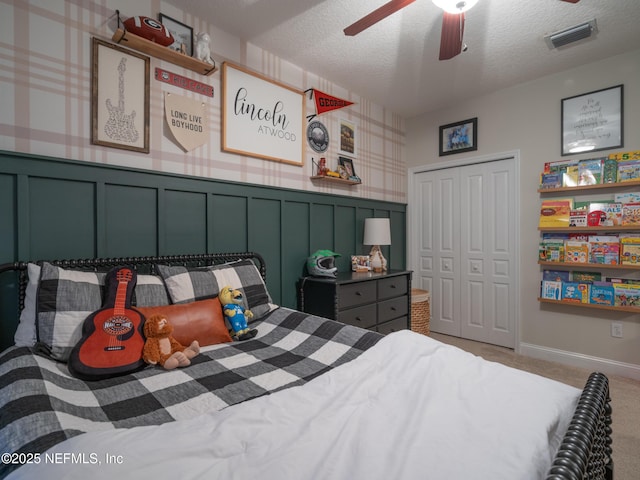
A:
[337, 304, 377, 329]
[338, 281, 377, 309]
[378, 276, 408, 300]
[377, 316, 408, 335]
[377, 296, 408, 323]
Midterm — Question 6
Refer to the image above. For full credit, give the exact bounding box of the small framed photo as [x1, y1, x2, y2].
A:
[439, 117, 477, 156]
[561, 84, 623, 156]
[91, 37, 149, 153]
[159, 13, 193, 56]
[338, 118, 357, 157]
[351, 255, 370, 272]
[339, 156, 357, 179]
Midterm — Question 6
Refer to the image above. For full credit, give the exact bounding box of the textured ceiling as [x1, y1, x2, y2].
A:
[164, 0, 640, 118]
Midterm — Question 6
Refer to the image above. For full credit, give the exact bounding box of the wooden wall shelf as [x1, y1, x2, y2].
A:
[112, 28, 217, 76]
[538, 179, 640, 193]
[539, 260, 640, 270]
[539, 225, 640, 233]
[310, 175, 361, 186]
[538, 297, 640, 313]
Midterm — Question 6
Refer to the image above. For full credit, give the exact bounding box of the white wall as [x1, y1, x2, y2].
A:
[406, 49, 640, 377]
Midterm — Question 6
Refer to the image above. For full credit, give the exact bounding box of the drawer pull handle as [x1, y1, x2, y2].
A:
[390, 307, 396, 311]
[355, 291, 362, 296]
[355, 317, 361, 321]
[390, 285, 396, 289]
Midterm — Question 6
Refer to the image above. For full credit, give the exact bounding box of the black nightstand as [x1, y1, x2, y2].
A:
[298, 270, 412, 334]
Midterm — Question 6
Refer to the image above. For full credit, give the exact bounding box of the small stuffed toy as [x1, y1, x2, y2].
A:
[142, 314, 200, 370]
[219, 286, 257, 341]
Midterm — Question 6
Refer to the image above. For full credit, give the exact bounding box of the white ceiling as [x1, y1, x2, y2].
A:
[165, 0, 640, 118]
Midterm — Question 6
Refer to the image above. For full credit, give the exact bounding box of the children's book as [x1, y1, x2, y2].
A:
[542, 270, 570, 282]
[569, 210, 588, 227]
[561, 282, 589, 303]
[613, 283, 640, 307]
[617, 160, 640, 182]
[609, 151, 640, 161]
[564, 241, 589, 263]
[563, 165, 579, 187]
[588, 235, 619, 265]
[539, 199, 572, 228]
[541, 280, 562, 300]
[622, 203, 640, 225]
[620, 237, 640, 265]
[577, 158, 603, 185]
[602, 203, 623, 226]
[614, 192, 640, 204]
[538, 241, 564, 262]
[602, 158, 618, 183]
[540, 173, 562, 189]
[589, 282, 615, 306]
[571, 271, 602, 283]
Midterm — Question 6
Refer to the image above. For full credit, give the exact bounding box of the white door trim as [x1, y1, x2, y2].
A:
[408, 150, 521, 352]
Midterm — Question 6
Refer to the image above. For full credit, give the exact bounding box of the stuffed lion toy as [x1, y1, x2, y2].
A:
[142, 314, 200, 370]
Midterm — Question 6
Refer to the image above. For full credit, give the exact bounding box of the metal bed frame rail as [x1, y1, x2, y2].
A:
[546, 371, 613, 480]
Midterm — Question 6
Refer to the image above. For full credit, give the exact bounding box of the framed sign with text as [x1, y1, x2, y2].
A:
[561, 84, 623, 156]
[222, 62, 304, 166]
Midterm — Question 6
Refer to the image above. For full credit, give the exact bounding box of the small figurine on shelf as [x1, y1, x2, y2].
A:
[195, 32, 214, 65]
[318, 157, 328, 176]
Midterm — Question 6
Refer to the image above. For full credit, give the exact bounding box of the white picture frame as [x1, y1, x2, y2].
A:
[222, 62, 304, 166]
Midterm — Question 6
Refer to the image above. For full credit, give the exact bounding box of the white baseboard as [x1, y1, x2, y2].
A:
[519, 343, 640, 381]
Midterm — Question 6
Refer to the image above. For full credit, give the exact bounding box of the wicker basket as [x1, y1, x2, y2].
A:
[411, 288, 430, 336]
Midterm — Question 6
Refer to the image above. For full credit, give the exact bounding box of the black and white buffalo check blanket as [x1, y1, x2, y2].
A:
[0, 308, 382, 478]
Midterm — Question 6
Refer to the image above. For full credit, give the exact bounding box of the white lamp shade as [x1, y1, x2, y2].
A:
[363, 218, 391, 246]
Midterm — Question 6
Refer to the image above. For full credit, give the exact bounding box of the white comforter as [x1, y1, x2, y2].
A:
[9, 331, 579, 480]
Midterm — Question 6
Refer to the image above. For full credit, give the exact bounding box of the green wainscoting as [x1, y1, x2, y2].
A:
[0, 151, 407, 350]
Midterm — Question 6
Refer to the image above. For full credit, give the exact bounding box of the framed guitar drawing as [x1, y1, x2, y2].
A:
[91, 37, 150, 153]
[69, 267, 147, 380]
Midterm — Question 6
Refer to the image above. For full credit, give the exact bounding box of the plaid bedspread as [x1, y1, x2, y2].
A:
[0, 308, 382, 478]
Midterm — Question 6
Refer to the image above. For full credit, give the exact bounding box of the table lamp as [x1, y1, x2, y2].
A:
[363, 218, 391, 272]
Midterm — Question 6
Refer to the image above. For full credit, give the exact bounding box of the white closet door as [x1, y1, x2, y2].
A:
[413, 157, 517, 348]
[459, 160, 516, 347]
[415, 167, 460, 337]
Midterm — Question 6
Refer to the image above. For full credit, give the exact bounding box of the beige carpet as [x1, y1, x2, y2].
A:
[430, 333, 640, 480]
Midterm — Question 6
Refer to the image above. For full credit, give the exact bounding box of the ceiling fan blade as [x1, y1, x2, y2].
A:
[344, 0, 416, 36]
[560, 0, 580, 3]
[439, 12, 464, 60]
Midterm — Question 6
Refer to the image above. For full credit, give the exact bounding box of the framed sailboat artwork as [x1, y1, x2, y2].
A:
[91, 37, 150, 153]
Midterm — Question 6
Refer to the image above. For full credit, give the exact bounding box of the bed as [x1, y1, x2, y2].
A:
[0, 252, 613, 480]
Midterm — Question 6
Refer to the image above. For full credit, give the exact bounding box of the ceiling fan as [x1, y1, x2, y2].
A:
[344, 0, 581, 61]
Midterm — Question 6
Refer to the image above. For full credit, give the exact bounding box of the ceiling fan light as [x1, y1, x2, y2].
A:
[432, 0, 479, 14]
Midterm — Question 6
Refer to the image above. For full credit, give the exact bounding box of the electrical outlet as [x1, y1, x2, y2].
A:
[611, 322, 623, 338]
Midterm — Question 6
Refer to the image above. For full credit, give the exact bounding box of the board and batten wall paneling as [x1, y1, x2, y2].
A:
[0, 150, 407, 350]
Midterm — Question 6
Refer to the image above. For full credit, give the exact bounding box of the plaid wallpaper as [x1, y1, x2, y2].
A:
[0, 0, 406, 203]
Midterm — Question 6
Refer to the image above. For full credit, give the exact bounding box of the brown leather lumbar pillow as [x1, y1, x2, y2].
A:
[137, 298, 232, 347]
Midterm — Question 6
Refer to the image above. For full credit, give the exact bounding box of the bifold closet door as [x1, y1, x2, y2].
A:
[414, 158, 517, 348]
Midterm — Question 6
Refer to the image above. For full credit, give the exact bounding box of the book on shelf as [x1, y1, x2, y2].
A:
[602, 203, 623, 226]
[543, 159, 578, 174]
[561, 282, 590, 303]
[609, 150, 640, 161]
[571, 271, 602, 282]
[620, 236, 640, 265]
[577, 158, 604, 186]
[589, 282, 615, 306]
[540, 173, 562, 189]
[613, 283, 640, 307]
[603, 158, 618, 183]
[539, 199, 572, 227]
[588, 235, 619, 265]
[565, 241, 589, 263]
[614, 192, 640, 204]
[539, 241, 564, 262]
[569, 209, 588, 227]
[606, 277, 640, 285]
[541, 280, 562, 300]
[542, 270, 571, 282]
[622, 203, 640, 225]
[617, 160, 640, 183]
[563, 165, 579, 187]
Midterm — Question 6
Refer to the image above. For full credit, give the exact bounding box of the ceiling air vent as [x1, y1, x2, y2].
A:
[545, 19, 597, 49]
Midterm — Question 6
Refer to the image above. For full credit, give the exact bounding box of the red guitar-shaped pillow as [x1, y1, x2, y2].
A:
[69, 267, 146, 380]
